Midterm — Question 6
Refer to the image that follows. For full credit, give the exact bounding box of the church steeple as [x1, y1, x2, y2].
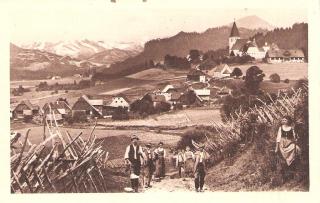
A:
[230, 20, 240, 37]
[229, 19, 241, 54]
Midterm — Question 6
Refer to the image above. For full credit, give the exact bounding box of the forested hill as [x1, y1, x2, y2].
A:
[94, 23, 307, 80]
[253, 23, 308, 59]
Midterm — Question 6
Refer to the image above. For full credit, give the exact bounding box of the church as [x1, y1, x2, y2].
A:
[229, 21, 269, 59]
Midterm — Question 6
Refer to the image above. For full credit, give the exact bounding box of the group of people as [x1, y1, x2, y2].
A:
[124, 136, 167, 192]
[124, 135, 208, 192]
[123, 115, 302, 193]
[175, 145, 208, 192]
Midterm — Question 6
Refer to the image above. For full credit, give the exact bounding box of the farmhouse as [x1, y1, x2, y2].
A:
[72, 95, 103, 118]
[187, 69, 206, 83]
[12, 100, 39, 119]
[207, 64, 232, 78]
[42, 99, 72, 123]
[229, 21, 269, 59]
[149, 94, 167, 107]
[193, 89, 211, 101]
[106, 94, 130, 110]
[266, 49, 305, 63]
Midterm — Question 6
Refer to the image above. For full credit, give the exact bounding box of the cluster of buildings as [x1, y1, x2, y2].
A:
[228, 21, 305, 63]
[10, 79, 232, 123]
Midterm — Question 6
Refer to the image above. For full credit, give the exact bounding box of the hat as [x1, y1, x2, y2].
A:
[146, 143, 152, 148]
[131, 135, 139, 141]
[158, 141, 164, 145]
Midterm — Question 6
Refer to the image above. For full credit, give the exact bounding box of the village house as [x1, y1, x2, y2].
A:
[193, 89, 211, 101]
[266, 48, 305, 63]
[106, 94, 131, 110]
[72, 95, 103, 119]
[12, 100, 40, 120]
[229, 21, 269, 59]
[187, 69, 207, 83]
[148, 93, 167, 107]
[207, 64, 232, 78]
[42, 99, 72, 124]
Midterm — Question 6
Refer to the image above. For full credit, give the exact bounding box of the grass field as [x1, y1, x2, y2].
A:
[10, 76, 90, 89]
[99, 109, 221, 127]
[230, 63, 308, 80]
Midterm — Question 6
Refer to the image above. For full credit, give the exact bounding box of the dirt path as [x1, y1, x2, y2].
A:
[144, 177, 207, 192]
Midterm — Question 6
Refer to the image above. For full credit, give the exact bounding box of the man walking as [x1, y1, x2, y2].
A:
[124, 135, 145, 192]
[193, 144, 207, 192]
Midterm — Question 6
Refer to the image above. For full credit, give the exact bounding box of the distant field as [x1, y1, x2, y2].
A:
[127, 68, 188, 80]
[99, 109, 222, 127]
[230, 63, 308, 80]
[10, 76, 90, 89]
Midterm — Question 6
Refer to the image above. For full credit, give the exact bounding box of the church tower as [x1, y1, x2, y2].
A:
[229, 20, 240, 54]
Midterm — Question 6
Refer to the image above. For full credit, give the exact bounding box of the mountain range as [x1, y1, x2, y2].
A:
[19, 39, 143, 63]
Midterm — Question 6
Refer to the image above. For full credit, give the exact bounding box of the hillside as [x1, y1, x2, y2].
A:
[87, 47, 142, 65]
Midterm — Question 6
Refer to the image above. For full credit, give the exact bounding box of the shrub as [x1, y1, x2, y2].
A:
[176, 129, 208, 150]
[230, 67, 243, 78]
[284, 79, 290, 83]
[269, 73, 281, 83]
[245, 66, 265, 94]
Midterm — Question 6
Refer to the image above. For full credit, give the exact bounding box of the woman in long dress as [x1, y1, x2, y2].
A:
[184, 146, 195, 178]
[275, 116, 301, 178]
[154, 142, 166, 180]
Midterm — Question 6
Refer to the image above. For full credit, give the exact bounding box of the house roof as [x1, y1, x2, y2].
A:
[170, 92, 184, 101]
[78, 95, 103, 115]
[214, 64, 230, 72]
[231, 39, 249, 50]
[15, 100, 39, 111]
[149, 94, 166, 102]
[114, 93, 131, 104]
[230, 21, 240, 37]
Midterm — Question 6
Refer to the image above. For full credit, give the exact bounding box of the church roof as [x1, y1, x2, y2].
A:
[230, 21, 240, 37]
[231, 39, 248, 50]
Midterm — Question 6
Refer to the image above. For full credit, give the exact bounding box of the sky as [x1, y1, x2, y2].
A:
[5, 0, 308, 45]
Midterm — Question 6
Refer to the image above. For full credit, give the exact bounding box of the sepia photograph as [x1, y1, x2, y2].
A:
[3, 0, 316, 196]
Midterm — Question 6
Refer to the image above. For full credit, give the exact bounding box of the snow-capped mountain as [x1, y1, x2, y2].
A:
[19, 39, 143, 61]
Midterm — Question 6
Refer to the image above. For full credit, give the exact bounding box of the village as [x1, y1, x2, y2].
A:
[10, 21, 306, 126]
[6, 0, 312, 193]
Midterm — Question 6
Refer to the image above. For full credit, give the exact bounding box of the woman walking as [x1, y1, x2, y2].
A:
[154, 142, 166, 180]
[275, 116, 301, 180]
[184, 146, 195, 178]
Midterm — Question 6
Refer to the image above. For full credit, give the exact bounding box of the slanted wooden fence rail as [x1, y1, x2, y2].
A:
[11, 105, 109, 193]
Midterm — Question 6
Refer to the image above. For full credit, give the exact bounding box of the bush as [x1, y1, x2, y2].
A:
[245, 66, 265, 94]
[176, 129, 208, 150]
[230, 67, 243, 78]
[284, 79, 290, 83]
[269, 73, 281, 83]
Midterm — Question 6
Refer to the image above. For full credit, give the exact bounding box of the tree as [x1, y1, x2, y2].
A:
[188, 49, 201, 64]
[269, 73, 281, 83]
[230, 67, 243, 78]
[244, 66, 265, 95]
